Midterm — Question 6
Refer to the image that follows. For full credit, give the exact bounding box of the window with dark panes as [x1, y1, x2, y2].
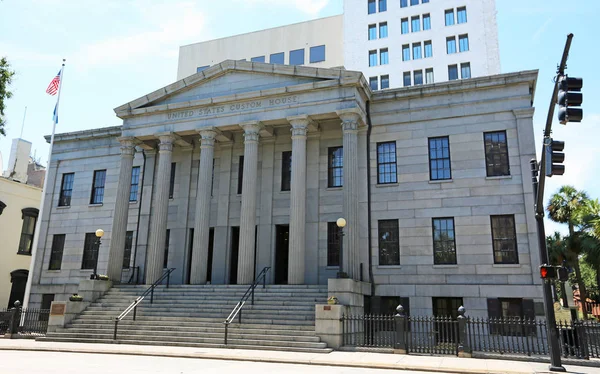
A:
[379, 296, 410, 316]
[461, 62, 471, 79]
[310, 45, 326, 63]
[237, 156, 244, 194]
[446, 36, 457, 54]
[433, 218, 456, 264]
[379, 22, 388, 38]
[18, 208, 38, 254]
[402, 44, 410, 61]
[377, 142, 397, 184]
[491, 215, 518, 264]
[368, 24, 377, 40]
[381, 75, 390, 89]
[433, 297, 463, 318]
[413, 43, 422, 59]
[251, 56, 265, 63]
[457, 6, 467, 24]
[196, 65, 209, 73]
[448, 64, 459, 80]
[90, 170, 106, 204]
[424, 40, 433, 58]
[414, 70, 423, 85]
[380, 48, 389, 65]
[400, 0, 407, 8]
[169, 163, 176, 199]
[401, 18, 409, 34]
[81, 233, 98, 270]
[378, 0, 386, 12]
[411, 16, 420, 32]
[403, 71, 411, 87]
[48, 234, 65, 270]
[270, 52, 284, 64]
[369, 76, 378, 90]
[487, 298, 535, 335]
[428, 137, 451, 180]
[369, 50, 378, 66]
[164, 229, 170, 269]
[410, 0, 418, 5]
[59, 173, 74, 206]
[123, 231, 133, 269]
[484, 131, 510, 177]
[423, 13, 431, 30]
[368, 0, 376, 14]
[281, 151, 292, 192]
[130, 166, 140, 202]
[378, 219, 399, 265]
[445, 9, 455, 26]
[327, 222, 340, 266]
[459, 34, 469, 52]
[290, 48, 305, 65]
[40, 294, 54, 318]
[328, 147, 343, 187]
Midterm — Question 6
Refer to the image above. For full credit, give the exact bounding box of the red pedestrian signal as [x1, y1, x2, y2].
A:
[540, 265, 557, 279]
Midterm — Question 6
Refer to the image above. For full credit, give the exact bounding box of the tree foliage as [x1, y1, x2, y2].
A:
[0, 57, 15, 136]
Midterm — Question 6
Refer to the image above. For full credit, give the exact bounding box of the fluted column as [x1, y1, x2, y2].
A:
[338, 110, 361, 280]
[190, 129, 217, 284]
[107, 137, 138, 282]
[146, 134, 176, 284]
[287, 116, 309, 284]
[237, 122, 261, 284]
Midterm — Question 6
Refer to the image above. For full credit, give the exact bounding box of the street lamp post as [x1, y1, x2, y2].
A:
[336, 218, 348, 279]
[91, 229, 104, 280]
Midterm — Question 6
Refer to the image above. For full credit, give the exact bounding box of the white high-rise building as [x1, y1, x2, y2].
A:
[177, 0, 500, 88]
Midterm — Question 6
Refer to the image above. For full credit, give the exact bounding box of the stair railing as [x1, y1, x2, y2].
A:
[113, 268, 176, 340]
[223, 267, 271, 345]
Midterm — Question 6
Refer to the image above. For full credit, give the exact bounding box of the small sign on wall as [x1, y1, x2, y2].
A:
[50, 303, 66, 316]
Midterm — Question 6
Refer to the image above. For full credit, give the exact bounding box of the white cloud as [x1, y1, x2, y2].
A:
[243, 0, 330, 15]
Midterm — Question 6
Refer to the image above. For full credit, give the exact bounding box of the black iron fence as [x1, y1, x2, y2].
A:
[0, 301, 50, 337]
[342, 305, 600, 360]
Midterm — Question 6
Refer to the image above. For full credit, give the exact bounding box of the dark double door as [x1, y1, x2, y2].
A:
[186, 228, 214, 284]
[274, 225, 289, 285]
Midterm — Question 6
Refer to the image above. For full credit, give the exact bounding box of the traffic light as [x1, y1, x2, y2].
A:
[540, 265, 557, 280]
[557, 267, 569, 282]
[544, 138, 565, 177]
[557, 75, 583, 125]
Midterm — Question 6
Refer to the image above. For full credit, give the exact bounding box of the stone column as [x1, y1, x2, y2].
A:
[287, 116, 309, 284]
[237, 122, 261, 284]
[337, 110, 361, 281]
[190, 129, 217, 284]
[145, 134, 176, 284]
[107, 137, 138, 282]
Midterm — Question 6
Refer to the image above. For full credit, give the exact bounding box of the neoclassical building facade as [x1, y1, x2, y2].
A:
[30, 61, 542, 317]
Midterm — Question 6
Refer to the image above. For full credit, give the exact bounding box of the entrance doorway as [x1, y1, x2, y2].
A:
[185, 228, 215, 284]
[229, 227, 240, 284]
[274, 225, 289, 285]
[8, 269, 28, 308]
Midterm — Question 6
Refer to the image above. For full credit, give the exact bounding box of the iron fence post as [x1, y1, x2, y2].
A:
[113, 319, 118, 340]
[457, 306, 471, 357]
[151, 286, 154, 304]
[224, 322, 228, 345]
[251, 285, 255, 306]
[263, 273, 266, 289]
[167, 270, 170, 288]
[133, 305, 137, 321]
[394, 304, 407, 353]
[576, 320, 590, 359]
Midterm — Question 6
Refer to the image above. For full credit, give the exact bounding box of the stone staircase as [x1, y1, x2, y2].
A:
[39, 284, 331, 353]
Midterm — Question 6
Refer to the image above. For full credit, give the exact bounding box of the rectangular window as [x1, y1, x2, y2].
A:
[433, 218, 456, 265]
[379, 22, 388, 38]
[369, 50, 378, 66]
[414, 69, 423, 85]
[446, 37, 457, 54]
[327, 222, 341, 266]
[369, 76, 378, 90]
[368, 0, 376, 14]
[400, 0, 407, 8]
[403, 71, 411, 87]
[428, 137, 451, 180]
[484, 131, 510, 177]
[488, 298, 535, 335]
[379, 0, 387, 12]
[90, 170, 106, 204]
[164, 229, 170, 268]
[169, 163, 176, 199]
[457, 6, 467, 24]
[41, 294, 55, 311]
[290, 48, 305, 65]
[401, 18, 409, 34]
[81, 232, 98, 270]
[310, 45, 326, 63]
[237, 156, 244, 194]
[410, 0, 418, 5]
[368, 24, 377, 40]
[411, 16, 420, 32]
[378, 219, 400, 265]
[18, 209, 38, 255]
[123, 231, 133, 269]
[48, 234, 65, 270]
[445, 9, 455, 26]
[461, 62, 471, 79]
[380, 48, 389, 65]
[424, 40, 433, 58]
[381, 75, 390, 89]
[281, 151, 292, 192]
[377, 141, 397, 184]
[270, 52, 284, 64]
[425, 68, 434, 84]
[251, 56, 265, 63]
[491, 215, 519, 264]
[328, 147, 343, 188]
[459, 34, 469, 52]
[402, 44, 410, 61]
[433, 297, 463, 318]
[59, 173, 74, 207]
[196, 65, 209, 73]
[422, 0, 429, 2]
[448, 64, 459, 80]
[423, 13, 431, 30]
[129, 166, 140, 202]
[412, 43, 422, 59]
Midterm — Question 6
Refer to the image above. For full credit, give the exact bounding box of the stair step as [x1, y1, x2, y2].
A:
[60, 327, 318, 339]
[68, 320, 316, 331]
[73, 315, 316, 326]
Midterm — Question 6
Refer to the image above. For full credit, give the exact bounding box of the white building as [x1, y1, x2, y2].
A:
[177, 0, 500, 89]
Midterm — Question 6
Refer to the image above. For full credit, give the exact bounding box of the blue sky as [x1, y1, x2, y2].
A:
[1, 0, 598, 235]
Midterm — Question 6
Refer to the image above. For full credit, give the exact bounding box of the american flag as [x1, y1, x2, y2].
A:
[46, 70, 62, 96]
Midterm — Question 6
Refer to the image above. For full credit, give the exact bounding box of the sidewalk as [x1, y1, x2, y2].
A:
[0, 339, 597, 374]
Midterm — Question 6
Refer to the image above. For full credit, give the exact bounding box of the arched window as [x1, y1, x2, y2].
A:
[18, 208, 39, 255]
[0, 200, 6, 215]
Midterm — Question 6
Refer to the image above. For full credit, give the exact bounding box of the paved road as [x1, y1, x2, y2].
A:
[2, 351, 449, 374]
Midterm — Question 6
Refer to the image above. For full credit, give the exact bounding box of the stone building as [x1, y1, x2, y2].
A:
[29, 61, 542, 318]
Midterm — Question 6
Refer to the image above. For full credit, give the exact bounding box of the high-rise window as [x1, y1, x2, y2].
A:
[411, 16, 420, 32]
[457, 7, 467, 24]
[379, 22, 388, 38]
[491, 215, 518, 264]
[123, 231, 133, 269]
[49, 234, 65, 270]
[327, 222, 341, 266]
[270, 52, 284, 64]
[290, 49, 305, 65]
[428, 137, 451, 180]
[400, 0, 408, 8]
[461, 63, 471, 79]
[379, 0, 387, 12]
[368, 24, 377, 40]
[369, 50, 378, 66]
[169, 163, 176, 199]
[423, 14, 431, 30]
[377, 141, 397, 184]
[401, 18, 409, 34]
[410, 0, 418, 5]
[425, 68, 434, 84]
[459, 34, 469, 52]
[381, 75, 390, 89]
[445, 9, 455, 26]
[433, 218, 456, 265]
[368, 0, 376, 14]
[310, 45, 326, 63]
[196, 66, 209, 73]
[484, 131, 510, 177]
[446, 37, 457, 54]
[18, 208, 38, 255]
[59, 173, 74, 207]
[448, 65, 459, 80]
[328, 147, 344, 187]
[380, 48, 389, 65]
[281, 151, 292, 191]
[414, 70, 423, 85]
[403, 71, 411, 87]
[237, 156, 244, 194]
[90, 170, 106, 204]
[413, 43, 422, 59]
[369, 76, 378, 90]
[402, 44, 410, 61]
[251, 56, 265, 63]
[424, 40, 433, 58]
[379, 220, 400, 265]
[164, 229, 170, 268]
[422, 0, 429, 2]
[81, 233, 98, 270]
[130, 166, 140, 202]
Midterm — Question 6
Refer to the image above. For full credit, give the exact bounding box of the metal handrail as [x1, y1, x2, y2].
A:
[113, 268, 176, 340]
[223, 267, 271, 345]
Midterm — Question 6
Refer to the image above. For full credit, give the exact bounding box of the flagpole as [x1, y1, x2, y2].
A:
[22, 59, 66, 312]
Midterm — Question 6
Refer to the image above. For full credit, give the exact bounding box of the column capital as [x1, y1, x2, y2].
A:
[155, 132, 177, 153]
[117, 137, 140, 157]
[287, 115, 313, 138]
[336, 108, 364, 133]
[240, 121, 262, 143]
[198, 129, 217, 149]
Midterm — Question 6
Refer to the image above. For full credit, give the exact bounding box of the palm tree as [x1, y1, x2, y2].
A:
[580, 199, 600, 294]
[546, 232, 570, 303]
[547, 186, 590, 319]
